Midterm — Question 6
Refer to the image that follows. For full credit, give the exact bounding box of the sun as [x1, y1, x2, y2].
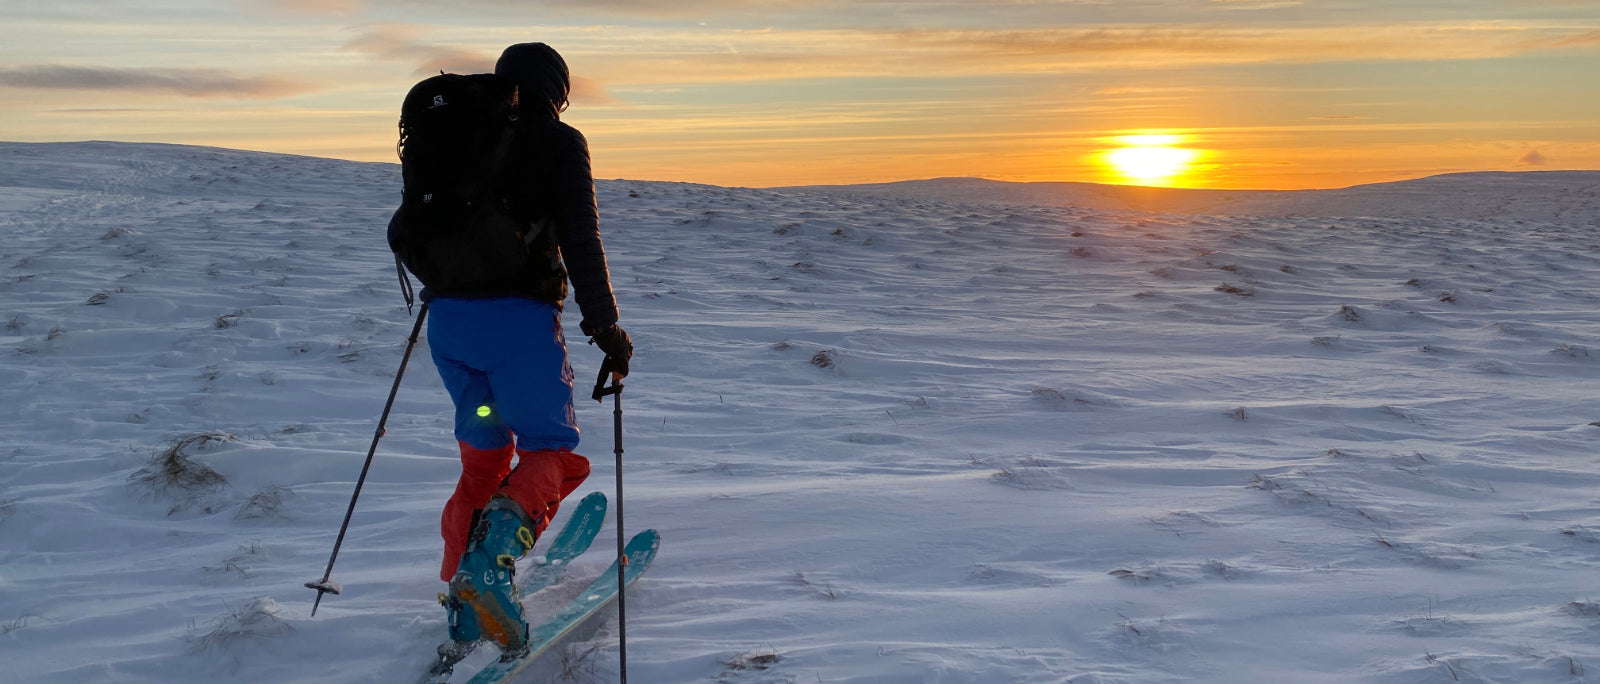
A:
[1103, 134, 1199, 186]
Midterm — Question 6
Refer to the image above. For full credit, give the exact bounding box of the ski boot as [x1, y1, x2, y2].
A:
[445, 495, 538, 655]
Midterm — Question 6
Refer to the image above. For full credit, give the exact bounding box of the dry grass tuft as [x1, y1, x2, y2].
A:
[557, 643, 603, 681]
[1563, 600, 1600, 617]
[720, 648, 781, 675]
[203, 543, 261, 578]
[235, 485, 292, 521]
[792, 570, 842, 599]
[188, 597, 291, 653]
[1215, 282, 1255, 297]
[129, 432, 234, 507]
[215, 308, 245, 329]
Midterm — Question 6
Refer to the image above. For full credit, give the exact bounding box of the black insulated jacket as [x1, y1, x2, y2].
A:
[503, 115, 619, 336]
[417, 115, 620, 336]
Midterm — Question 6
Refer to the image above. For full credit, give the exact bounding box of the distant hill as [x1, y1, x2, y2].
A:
[778, 171, 1600, 224]
[6, 141, 1595, 224]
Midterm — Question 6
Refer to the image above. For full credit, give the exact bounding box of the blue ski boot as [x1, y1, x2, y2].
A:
[445, 495, 537, 654]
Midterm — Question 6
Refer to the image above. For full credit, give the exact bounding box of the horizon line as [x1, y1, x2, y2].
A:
[3, 138, 1595, 194]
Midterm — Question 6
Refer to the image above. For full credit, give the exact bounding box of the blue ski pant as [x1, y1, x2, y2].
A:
[427, 296, 580, 453]
[427, 297, 589, 581]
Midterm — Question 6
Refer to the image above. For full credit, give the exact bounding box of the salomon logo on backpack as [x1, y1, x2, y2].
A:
[388, 73, 535, 296]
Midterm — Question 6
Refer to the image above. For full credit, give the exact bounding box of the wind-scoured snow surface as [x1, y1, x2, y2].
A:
[3, 141, 1600, 683]
[789, 173, 1600, 225]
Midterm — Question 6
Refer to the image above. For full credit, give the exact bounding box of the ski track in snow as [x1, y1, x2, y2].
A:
[2, 141, 1599, 683]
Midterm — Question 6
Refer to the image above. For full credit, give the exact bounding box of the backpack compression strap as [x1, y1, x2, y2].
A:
[395, 253, 417, 313]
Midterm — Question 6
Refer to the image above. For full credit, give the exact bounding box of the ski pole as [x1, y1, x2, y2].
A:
[591, 357, 627, 682]
[306, 302, 429, 616]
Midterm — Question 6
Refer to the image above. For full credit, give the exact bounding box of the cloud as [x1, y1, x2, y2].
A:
[0, 65, 313, 98]
[264, 0, 366, 14]
[1209, 0, 1302, 8]
[50, 108, 165, 113]
[539, 0, 781, 13]
[363, 0, 815, 19]
[355, 0, 1583, 27]
[344, 24, 495, 76]
[345, 25, 626, 105]
[555, 22, 1581, 88]
[570, 75, 624, 106]
[1540, 29, 1600, 49]
[887, 24, 1541, 66]
[1518, 150, 1548, 166]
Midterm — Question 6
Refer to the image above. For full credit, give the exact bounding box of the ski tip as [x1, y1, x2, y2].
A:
[629, 529, 661, 552]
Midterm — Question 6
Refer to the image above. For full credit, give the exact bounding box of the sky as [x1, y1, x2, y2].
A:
[1, 1, 1598, 189]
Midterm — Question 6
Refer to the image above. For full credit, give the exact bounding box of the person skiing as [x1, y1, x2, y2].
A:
[426, 42, 633, 652]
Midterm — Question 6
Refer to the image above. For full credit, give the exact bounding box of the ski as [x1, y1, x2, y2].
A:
[422, 491, 608, 683]
[464, 529, 660, 684]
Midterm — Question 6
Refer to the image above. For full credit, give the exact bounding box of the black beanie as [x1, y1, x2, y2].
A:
[494, 43, 570, 119]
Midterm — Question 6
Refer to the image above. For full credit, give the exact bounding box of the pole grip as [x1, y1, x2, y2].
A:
[592, 355, 623, 402]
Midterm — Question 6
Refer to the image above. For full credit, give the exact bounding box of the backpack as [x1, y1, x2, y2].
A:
[387, 72, 540, 304]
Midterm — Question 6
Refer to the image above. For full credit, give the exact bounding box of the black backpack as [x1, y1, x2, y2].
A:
[387, 73, 538, 303]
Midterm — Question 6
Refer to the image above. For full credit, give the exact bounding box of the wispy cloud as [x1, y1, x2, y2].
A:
[332, 8, 1600, 89]
[0, 65, 312, 98]
[539, 0, 797, 14]
[1209, 0, 1303, 9]
[343, 24, 626, 104]
[51, 108, 168, 113]
[887, 23, 1594, 68]
[362, 0, 818, 20]
[263, 0, 366, 14]
[1540, 29, 1600, 49]
[557, 22, 1600, 86]
[356, 0, 1585, 26]
[343, 24, 495, 76]
[570, 75, 624, 106]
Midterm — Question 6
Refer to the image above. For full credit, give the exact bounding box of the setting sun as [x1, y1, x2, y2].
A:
[1103, 134, 1200, 186]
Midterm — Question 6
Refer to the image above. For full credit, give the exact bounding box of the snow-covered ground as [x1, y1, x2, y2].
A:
[3, 141, 1599, 683]
[789, 172, 1600, 225]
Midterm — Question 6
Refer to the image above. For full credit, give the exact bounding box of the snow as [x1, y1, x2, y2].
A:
[2, 140, 1599, 683]
[786, 172, 1600, 225]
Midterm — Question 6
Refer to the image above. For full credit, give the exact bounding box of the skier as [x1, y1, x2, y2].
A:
[431, 42, 633, 652]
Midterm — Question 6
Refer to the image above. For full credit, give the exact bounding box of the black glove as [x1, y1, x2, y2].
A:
[588, 324, 633, 378]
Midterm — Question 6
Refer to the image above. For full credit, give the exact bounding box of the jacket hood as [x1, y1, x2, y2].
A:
[494, 42, 570, 119]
